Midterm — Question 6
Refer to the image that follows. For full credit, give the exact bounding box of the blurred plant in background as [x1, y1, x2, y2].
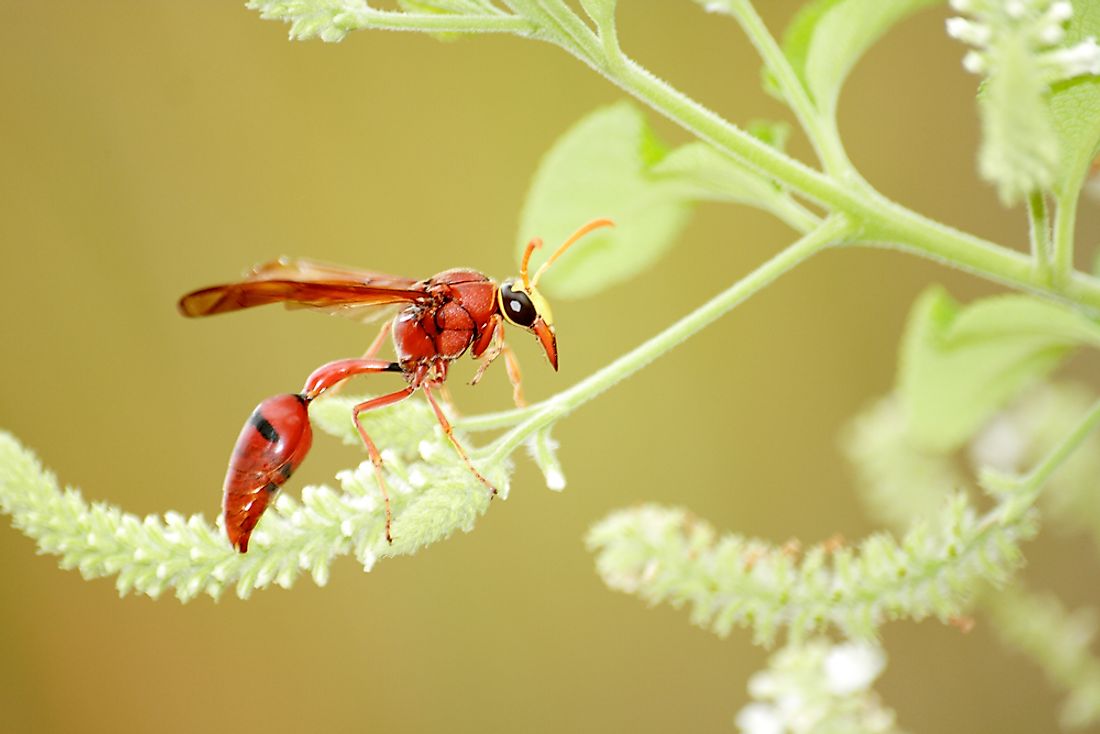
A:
[3, 0, 1100, 730]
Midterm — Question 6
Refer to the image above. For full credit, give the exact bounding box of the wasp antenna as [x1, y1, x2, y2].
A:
[520, 237, 543, 292]
[531, 218, 615, 288]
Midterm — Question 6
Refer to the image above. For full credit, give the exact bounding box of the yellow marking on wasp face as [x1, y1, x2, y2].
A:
[500, 281, 555, 329]
[527, 287, 554, 328]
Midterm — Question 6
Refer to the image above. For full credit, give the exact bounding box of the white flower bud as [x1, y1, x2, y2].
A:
[1048, 36, 1100, 77]
[946, 17, 992, 45]
[735, 703, 784, 734]
[1037, 23, 1065, 45]
[962, 50, 987, 74]
[1048, 1, 1073, 22]
[824, 642, 886, 695]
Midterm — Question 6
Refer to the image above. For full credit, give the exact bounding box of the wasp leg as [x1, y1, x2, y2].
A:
[299, 357, 410, 543]
[500, 342, 526, 408]
[422, 381, 497, 498]
[363, 320, 393, 359]
[471, 316, 526, 408]
[352, 387, 417, 543]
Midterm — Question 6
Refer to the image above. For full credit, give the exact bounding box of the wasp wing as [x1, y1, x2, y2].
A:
[179, 258, 426, 321]
[247, 257, 419, 290]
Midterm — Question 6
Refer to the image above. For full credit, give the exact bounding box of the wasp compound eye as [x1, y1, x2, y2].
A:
[500, 281, 538, 327]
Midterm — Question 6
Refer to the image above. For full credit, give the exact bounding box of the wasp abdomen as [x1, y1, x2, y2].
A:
[222, 393, 313, 552]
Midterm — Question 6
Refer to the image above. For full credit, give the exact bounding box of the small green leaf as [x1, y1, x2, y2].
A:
[775, 0, 845, 92]
[519, 105, 803, 298]
[746, 119, 792, 151]
[579, 0, 617, 30]
[517, 102, 692, 299]
[899, 287, 1100, 452]
[782, 0, 944, 115]
[1050, 2, 1100, 197]
[652, 141, 791, 212]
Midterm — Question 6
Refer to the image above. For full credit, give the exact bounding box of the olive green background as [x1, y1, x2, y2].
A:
[1, 3, 1098, 733]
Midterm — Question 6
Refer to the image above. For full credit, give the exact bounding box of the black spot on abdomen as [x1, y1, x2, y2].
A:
[250, 411, 280, 443]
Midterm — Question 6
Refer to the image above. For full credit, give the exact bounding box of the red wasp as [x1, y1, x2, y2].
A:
[179, 219, 613, 552]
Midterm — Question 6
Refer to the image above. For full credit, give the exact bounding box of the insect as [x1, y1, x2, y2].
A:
[179, 219, 613, 552]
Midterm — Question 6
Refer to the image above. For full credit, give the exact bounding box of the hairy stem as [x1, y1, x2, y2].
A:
[1029, 191, 1052, 283]
[1020, 396, 1100, 493]
[718, 0, 854, 177]
[336, 8, 535, 34]
[604, 53, 1100, 309]
[282, 3, 1100, 310]
[1053, 188, 1081, 289]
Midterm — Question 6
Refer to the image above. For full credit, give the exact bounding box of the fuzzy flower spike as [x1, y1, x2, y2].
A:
[946, 0, 1100, 203]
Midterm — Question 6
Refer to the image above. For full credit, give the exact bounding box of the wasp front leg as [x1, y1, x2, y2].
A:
[470, 314, 526, 407]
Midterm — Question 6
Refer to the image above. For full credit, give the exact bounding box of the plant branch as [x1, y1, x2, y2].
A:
[252, 2, 1100, 311]
[1018, 396, 1100, 494]
[335, 7, 535, 35]
[604, 53, 1100, 310]
[1028, 191, 1052, 282]
[1052, 188, 1081, 289]
[713, 0, 855, 177]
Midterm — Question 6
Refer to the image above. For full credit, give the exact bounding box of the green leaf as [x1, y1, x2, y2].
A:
[517, 102, 692, 299]
[579, 0, 617, 30]
[747, 119, 792, 151]
[519, 105, 804, 298]
[1049, 2, 1100, 197]
[899, 287, 1100, 452]
[652, 141, 791, 212]
[782, 0, 944, 115]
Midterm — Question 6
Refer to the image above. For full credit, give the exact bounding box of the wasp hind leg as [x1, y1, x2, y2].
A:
[352, 387, 417, 543]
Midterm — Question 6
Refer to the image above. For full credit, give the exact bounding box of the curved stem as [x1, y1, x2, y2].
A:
[1021, 397, 1100, 493]
[1052, 189, 1080, 289]
[604, 53, 1100, 310]
[482, 216, 854, 463]
[719, 0, 854, 177]
[1028, 192, 1052, 284]
[336, 9, 535, 34]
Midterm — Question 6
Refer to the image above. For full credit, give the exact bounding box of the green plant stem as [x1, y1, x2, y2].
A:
[1028, 192, 1052, 282]
[1052, 189, 1080, 289]
[1020, 397, 1100, 493]
[603, 54, 1100, 309]
[321, 3, 1100, 309]
[719, 0, 854, 177]
[477, 216, 853, 462]
[336, 8, 534, 34]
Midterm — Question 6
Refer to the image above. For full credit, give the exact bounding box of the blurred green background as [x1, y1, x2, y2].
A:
[1, 2, 1098, 732]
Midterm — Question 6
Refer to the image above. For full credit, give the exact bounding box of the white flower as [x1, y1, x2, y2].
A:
[1045, 36, 1100, 76]
[736, 703, 785, 734]
[823, 642, 886, 695]
[970, 413, 1027, 472]
[947, 0, 1100, 83]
